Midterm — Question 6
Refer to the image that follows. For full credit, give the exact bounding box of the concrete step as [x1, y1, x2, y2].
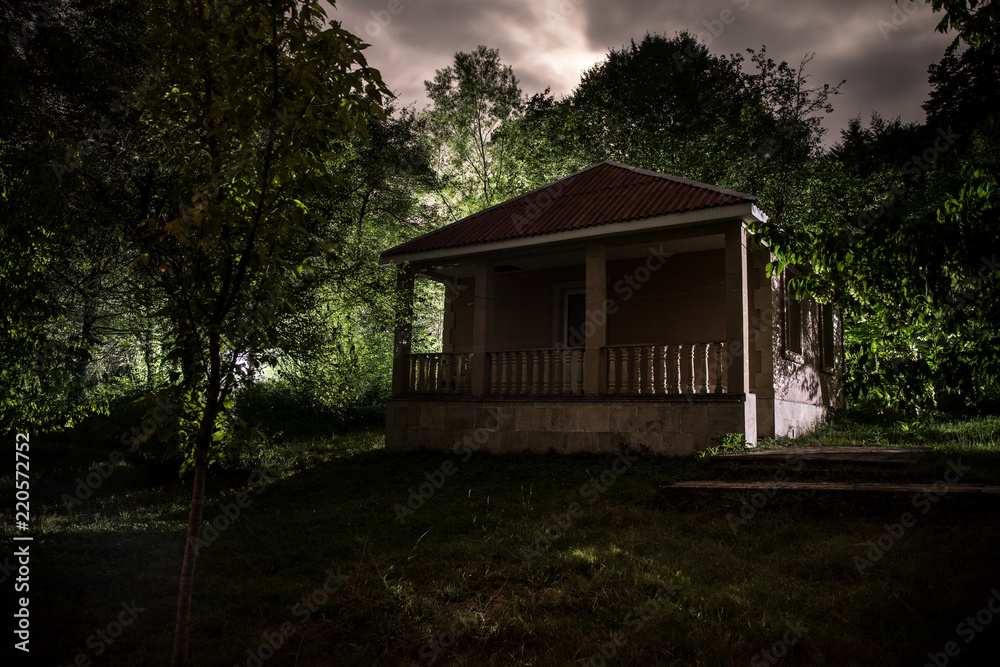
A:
[660, 480, 1000, 495]
[709, 446, 924, 467]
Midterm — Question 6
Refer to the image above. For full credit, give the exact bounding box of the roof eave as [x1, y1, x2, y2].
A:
[379, 201, 765, 267]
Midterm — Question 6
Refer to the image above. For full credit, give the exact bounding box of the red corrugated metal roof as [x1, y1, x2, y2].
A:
[381, 161, 756, 258]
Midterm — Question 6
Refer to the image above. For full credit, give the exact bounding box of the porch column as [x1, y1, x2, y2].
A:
[391, 265, 415, 398]
[584, 244, 607, 395]
[725, 223, 750, 395]
[470, 258, 495, 396]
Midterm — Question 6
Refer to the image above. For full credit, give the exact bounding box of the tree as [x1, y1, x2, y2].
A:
[424, 45, 524, 218]
[269, 105, 441, 423]
[758, 10, 1000, 413]
[565, 32, 750, 183]
[131, 2, 387, 663]
[0, 0, 156, 431]
[926, 0, 1000, 47]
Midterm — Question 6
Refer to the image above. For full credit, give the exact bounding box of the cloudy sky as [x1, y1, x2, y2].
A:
[328, 0, 954, 143]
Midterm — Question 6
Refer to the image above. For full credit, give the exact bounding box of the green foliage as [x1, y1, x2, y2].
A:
[0, 0, 156, 432]
[927, 0, 1000, 47]
[135, 0, 387, 466]
[423, 45, 526, 218]
[698, 432, 750, 457]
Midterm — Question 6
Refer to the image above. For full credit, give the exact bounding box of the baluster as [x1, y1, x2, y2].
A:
[653, 345, 667, 394]
[633, 347, 642, 394]
[699, 345, 710, 393]
[558, 349, 567, 394]
[607, 348, 617, 395]
[527, 351, 536, 394]
[466, 353, 473, 393]
[714, 343, 724, 393]
[574, 349, 582, 394]
[513, 352, 519, 394]
[521, 352, 531, 394]
[619, 347, 629, 394]
[499, 352, 508, 394]
[567, 349, 575, 394]
[571, 349, 578, 394]
[721, 343, 732, 393]
[417, 357, 426, 392]
[489, 353, 498, 394]
[660, 346, 669, 394]
[637, 347, 644, 394]
[560, 349, 568, 393]
[686, 345, 696, 394]
[542, 350, 551, 394]
[672, 346, 682, 394]
[645, 345, 656, 394]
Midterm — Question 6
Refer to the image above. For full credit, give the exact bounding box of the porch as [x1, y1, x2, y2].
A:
[380, 161, 771, 454]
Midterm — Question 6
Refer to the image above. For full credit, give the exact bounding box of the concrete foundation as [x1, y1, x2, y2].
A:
[774, 398, 829, 438]
[386, 394, 757, 456]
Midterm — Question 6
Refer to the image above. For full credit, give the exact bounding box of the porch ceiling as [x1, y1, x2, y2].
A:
[420, 233, 724, 279]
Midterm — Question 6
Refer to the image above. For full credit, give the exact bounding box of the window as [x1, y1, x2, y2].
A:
[821, 304, 836, 370]
[564, 290, 587, 347]
[783, 275, 802, 359]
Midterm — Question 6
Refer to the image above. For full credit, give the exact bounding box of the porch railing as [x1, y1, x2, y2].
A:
[408, 352, 473, 394]
[487, 348, 584, 396]
[604, 342, 727, 395]
[403, 343, 728, 396]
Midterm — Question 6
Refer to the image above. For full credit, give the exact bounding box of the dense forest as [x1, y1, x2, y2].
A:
[2, 1, 998, 664]
[3, 1, 998, 442]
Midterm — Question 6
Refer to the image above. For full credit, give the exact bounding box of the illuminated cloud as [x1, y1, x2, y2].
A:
[329, 0, 953, 142]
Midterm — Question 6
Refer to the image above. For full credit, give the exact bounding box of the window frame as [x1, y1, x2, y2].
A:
[782, 271, 804, 364]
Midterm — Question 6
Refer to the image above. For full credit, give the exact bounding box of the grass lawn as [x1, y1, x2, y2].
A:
[6, 413, 1000, 666]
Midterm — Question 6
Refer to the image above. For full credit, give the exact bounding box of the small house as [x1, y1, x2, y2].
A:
[379, 161, 842, 454]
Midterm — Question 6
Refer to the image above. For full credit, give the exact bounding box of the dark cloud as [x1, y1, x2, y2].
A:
[331, 0, 953, 141]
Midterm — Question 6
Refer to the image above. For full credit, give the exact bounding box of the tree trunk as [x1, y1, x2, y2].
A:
[172, 332, 222, 666]
[170, 443, 208, 666]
